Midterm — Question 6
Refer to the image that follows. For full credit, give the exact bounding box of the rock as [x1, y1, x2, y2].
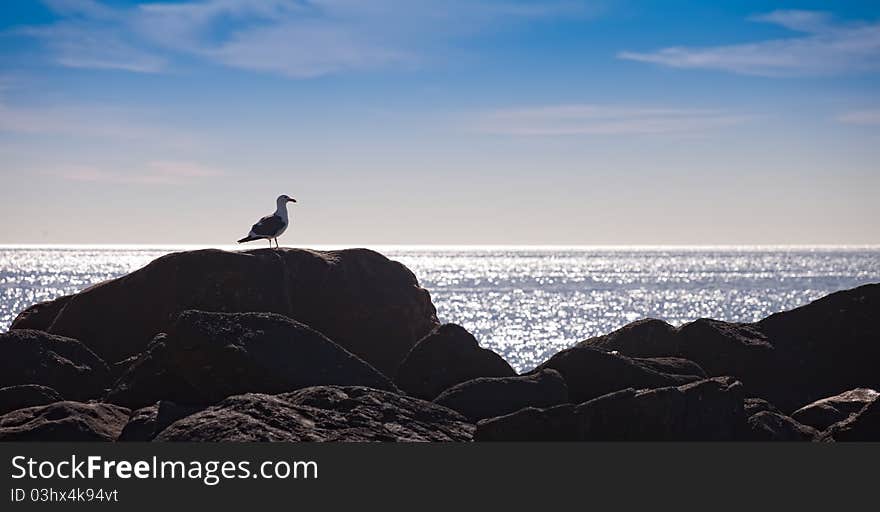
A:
[477, 377, 744, 441]
[579, 318, 680, 356]
[29, 248, 437, 375]
[0, 385, 63, 415]
[107, 311, 396, 409]
[675, 319, 776, 379]
[755, 283, 880, 410]
[395, 324, 516, 400]
[791, 388, 879, 431]
[532, 345, 703, 404]
[824, 399, 880, 441]
[475, 404, 578, 441]
[104, 334, 203, 409]
[636, 356, 707, 379]
[582, 318, 775, 402]
[745, 397, 782, 417]
[10, 295, 72, 331]
[0, 330, 110, 400]
[118, 401, 203, 442]
[576, 376, 745, 441]
[0, 401, 129, 442]
[156, 386, 474, 442]
[433, 369, 569, 422]
[745, 411, 820, 441]
[110, 355, 140, 381]
[580, 284, 880, 412]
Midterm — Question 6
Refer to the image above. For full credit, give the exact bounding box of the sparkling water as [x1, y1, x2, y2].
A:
[2, 245, 878, 372]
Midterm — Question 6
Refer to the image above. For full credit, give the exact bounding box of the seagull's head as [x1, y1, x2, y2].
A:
[277, 194, 297, 205]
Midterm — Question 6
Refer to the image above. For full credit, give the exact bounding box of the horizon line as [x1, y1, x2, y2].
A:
[2, 243, 880, 251]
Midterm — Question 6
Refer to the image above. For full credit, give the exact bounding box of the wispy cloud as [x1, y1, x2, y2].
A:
[50, 160, 223, 185]
[0, 81, 198, 146]
[472, 105, 751, 136]
[838, 109, 880, 126]
[619, 10, 880, 77]
[15, 0, 594, 77]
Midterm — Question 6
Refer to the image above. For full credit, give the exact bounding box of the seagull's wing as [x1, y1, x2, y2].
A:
[250, 214, 285, 237]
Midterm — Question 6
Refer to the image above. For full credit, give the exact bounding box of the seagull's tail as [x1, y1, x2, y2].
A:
[237, 235, 258, 243]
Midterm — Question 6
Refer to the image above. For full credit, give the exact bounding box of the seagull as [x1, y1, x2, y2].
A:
[237, 194, 297, 248]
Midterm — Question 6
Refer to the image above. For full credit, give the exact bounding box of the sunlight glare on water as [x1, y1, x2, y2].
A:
[2, 245, 878, 372]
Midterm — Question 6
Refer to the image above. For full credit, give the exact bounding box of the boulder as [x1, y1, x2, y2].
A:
[582, 318, 775, 402]
[0, 385, 63, 415]
[579, 318, 680, 356]
[156, 386, 474, 442]
[532, 346, 703, 404]
[106, 311, 396, 409]
[579, 285, 880, 411]
[755, 283, 880, 410]
[395, 324, 515, 400]
[118, 401, 203, 442]
[104, 334, 203, 409]
[433, 369, 569, 422]
[576, 376, 745, 441]
[791, 388, 879, 431]
[744, 397, 782, 417]
[23, 248, 437, 375]
[477, 377, 744, 441]
[0, 401, 129, 442]
[745, 412, 820, 441]
[824, 399, 880, 441]
[475, 404, 577, 442]
[636, 356, 707, 379]
[10, 295, 72, 330]
[0, 330, 110, 400]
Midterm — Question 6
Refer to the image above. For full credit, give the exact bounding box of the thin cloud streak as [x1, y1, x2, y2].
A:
[838, 109, 880, 125]
[619, 10, 880, 77]
[15, 0, 594, 78]
[472, 105, 751, 136]
[50, 161, 223, 185]
[0, 86, 200, 148]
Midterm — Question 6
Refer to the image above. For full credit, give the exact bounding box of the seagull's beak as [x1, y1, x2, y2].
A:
[288, 198, 297, 203]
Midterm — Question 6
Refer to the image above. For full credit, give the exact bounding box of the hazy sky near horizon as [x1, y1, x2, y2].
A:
[1, 0, 879, 245]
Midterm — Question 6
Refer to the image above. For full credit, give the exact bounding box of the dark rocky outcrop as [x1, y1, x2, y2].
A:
[823, 399, 880, 441]
[15, 248, 438, 375]
[106, 311, 395, 409]
[744, 412, 820, 441]
[578, 284, 880, 411]
[10, 295, 72, 330]
[433, 369, 568, 422]
[476, 377, 744, 441]
[578, 376, 744, 441]
[791, 388, 879, 431]
[118, 401, 203, 442]
[0, 385, 63, 415]
[395, 324, 515, 400]
[104, 334, 203, 409]
[744, 397, 782, 417]
[156, 386, 474, 442]
[474, 404, 577, 441]
[0, 330, 110, 400]
[0, 402, 129, 442]
[581, 318, 775, 401]
[755, 284, 880, 410]
[532, 346, 704, 404]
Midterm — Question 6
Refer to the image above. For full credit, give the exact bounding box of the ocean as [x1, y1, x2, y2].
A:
[1, 245, 879, 373]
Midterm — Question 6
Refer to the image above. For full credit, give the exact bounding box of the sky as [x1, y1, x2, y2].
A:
[0, 0, 878, 245]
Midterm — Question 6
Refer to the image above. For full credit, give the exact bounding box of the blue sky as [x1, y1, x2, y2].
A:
[1, 0, 878, 244]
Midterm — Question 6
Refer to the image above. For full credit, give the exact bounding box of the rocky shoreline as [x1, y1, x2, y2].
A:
[1, 247, 878, 442]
